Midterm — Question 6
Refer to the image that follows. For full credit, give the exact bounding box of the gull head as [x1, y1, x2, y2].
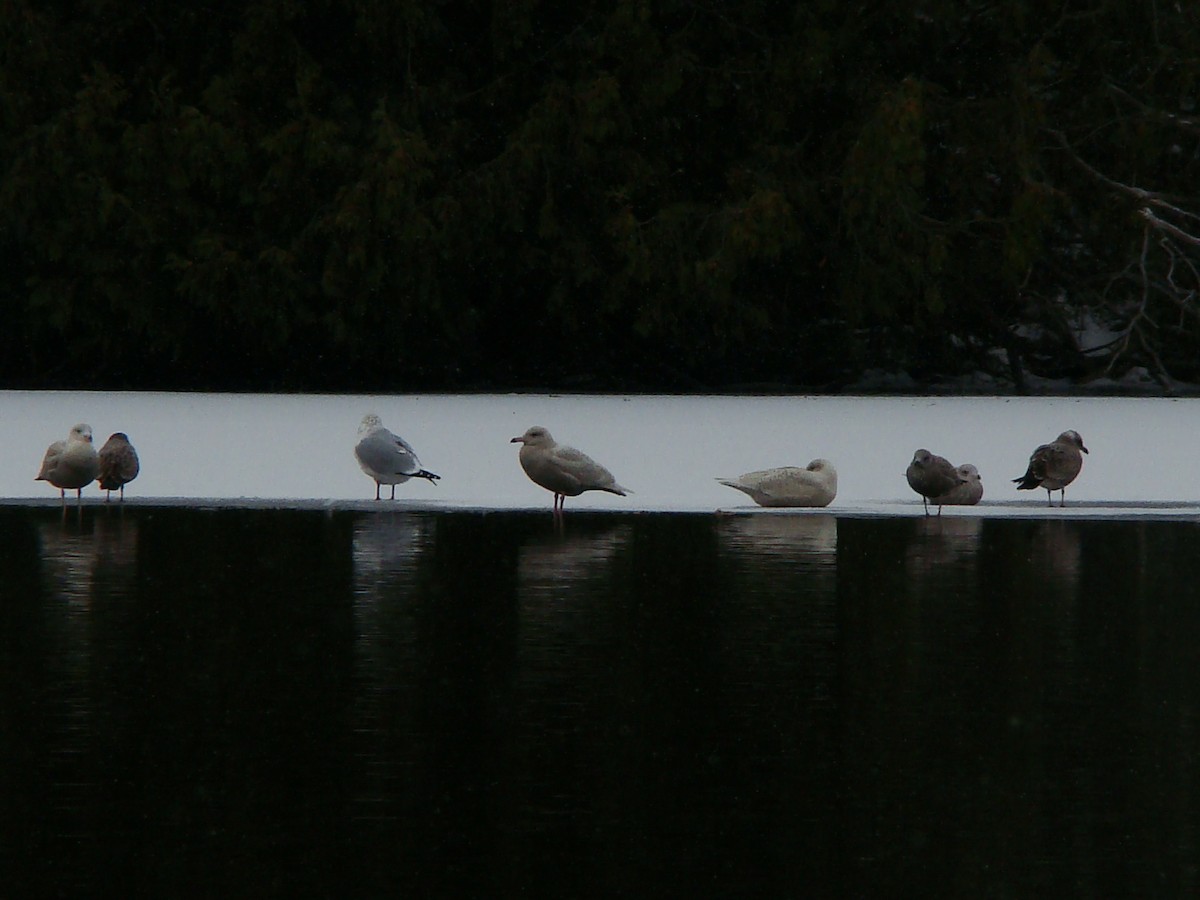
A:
[69, 423, 93, 444]
[359, 414, 383, 436]
[1058, 430, 1088, 453]
[910, 449, 933, 467]
[807, 459, 834, 473]
[511, 425, 554, 448]
[957, 464, 981, 483]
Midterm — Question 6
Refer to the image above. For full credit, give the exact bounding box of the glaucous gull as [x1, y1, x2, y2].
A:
[716, 459, 837, 508]
[510, 426, 630, 513]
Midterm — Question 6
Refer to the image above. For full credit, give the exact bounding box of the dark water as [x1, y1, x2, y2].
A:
[3, 507, 1199, 897]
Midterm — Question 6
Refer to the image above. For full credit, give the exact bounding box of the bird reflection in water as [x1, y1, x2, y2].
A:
[716, 512, 837, 561]
[905, 515, 984, 581]
[349, 513, 431, 826]
[1024, 519, 1082, 590]
[517, 523, 631, 591]
[352, 514, 429, 587]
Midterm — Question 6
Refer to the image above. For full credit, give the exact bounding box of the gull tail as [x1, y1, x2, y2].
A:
[716, 477, 753, 497]
[417, 470, 441, 485]
[1012, 471, 1040, 490]
[603, 484, 632, 496]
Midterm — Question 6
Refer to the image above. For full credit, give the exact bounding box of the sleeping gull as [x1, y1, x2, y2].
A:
[97, 432, 140, 502]
[36, 423, 100, 501]
[510, 426, 630, 513]
[1013, 430, 1088, 507]
[354, 414, 440, 500]
[929, 463, 983, 507]
[716, 459, 837, 508]
[906, 449, 965, 516]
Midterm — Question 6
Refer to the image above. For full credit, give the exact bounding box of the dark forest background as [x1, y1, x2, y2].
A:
[3, 0, 1200, 392]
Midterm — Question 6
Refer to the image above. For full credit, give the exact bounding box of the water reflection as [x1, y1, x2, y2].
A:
[510, 522, 632, 855]
[517, 522, 630, 590]
[1025, 518, 1083, 588]
[5, 510, 1200, 898]
[712, 513, 841, 841]
[717, 511, 838, 559]
[352, 511, 428, 585]
[21, 510, 142, 895]
[37, 518, 99, 602]
[33, 516, 100, 884]
[349, 512, 429, 833]
[904, 515, 983, 580]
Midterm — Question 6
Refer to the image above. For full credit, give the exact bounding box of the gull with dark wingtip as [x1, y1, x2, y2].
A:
[1013, 430, 1088, 507]
[354, 414, 440, 500]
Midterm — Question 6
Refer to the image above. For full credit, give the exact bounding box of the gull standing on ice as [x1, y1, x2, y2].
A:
[97, 432, 140, 502]
[1013, 430, 1088, 507]
[510, 426, 630, 513]
[354, 414, 441, 500]
[716, 460, 837, 508]
[36, 423, 100, 501]
[906, 449, 965, 516]
[929, 463, 983, 507]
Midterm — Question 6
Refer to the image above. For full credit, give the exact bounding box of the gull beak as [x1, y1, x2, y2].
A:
[1081, 445, 1089, 454]
[510, 436, 524, 444]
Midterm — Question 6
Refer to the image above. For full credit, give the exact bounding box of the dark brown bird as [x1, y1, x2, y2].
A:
[906, 449, 965, 516]
[1013, 430, 1088, 507]
[97, 432, 140, 502]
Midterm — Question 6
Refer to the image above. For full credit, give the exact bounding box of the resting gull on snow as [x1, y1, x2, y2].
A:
[36, 423, 100, 501]
[354, 414, 440, 500]
[1013, 430, 1088, 507]
[510, 426, 630, 513]
[929, 463, 982, 507]
[906, 449, 965, 516]
[97, 432, 140, 502]
[716, 459, 837, 508]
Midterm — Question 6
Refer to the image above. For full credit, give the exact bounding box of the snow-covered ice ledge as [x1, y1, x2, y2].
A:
[2, 392, 1197, 514]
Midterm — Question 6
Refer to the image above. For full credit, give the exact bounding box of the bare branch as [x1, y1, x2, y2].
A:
[1048, 130, 1200, 221]
[1107, 84, 1200, 137]
[1140, 208, 1200, 247]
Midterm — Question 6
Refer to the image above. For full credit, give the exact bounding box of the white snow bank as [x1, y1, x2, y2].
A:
[2, 391, 1197, 515]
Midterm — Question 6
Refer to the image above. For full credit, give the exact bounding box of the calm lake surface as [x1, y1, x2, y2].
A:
[4, 505, 1200, 897]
